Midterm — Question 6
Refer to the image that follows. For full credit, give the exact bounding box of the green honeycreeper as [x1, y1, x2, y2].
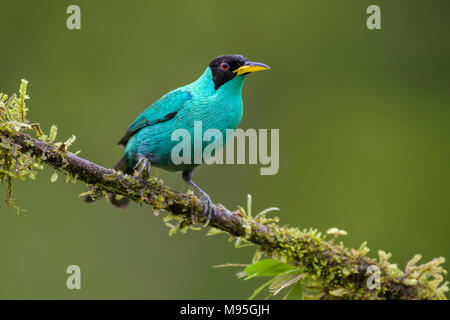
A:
[84, 54, 270, 225]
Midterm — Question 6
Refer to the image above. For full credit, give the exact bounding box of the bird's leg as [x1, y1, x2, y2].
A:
[133, 154, 151, 179]
[182, 170, 215, 227]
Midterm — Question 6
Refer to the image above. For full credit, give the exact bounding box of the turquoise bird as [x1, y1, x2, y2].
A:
[85, 54, 270, 224]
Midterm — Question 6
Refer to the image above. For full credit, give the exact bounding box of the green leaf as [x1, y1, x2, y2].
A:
[285, 280, 304, 300]
[49, 125, 57, 143]
[50, 172, 58, 183]
[270, 273, 305, 296]
[244, 259, 294, 280]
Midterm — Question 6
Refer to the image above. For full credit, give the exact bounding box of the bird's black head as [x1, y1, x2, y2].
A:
[208, 55, 270, 90]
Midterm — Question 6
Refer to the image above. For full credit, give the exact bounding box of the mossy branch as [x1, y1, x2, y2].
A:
[0, 80, 448, 300]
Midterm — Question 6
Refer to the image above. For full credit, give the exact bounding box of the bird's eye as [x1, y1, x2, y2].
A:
[220, 62, 230, 71]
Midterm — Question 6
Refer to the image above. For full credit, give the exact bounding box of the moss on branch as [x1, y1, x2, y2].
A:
[0, 80, 448, 300]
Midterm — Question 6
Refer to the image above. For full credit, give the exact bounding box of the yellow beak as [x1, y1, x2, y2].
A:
[233, 61, 271, 76]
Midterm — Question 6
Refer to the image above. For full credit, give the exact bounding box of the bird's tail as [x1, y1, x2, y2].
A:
[83, 154, 131, 210]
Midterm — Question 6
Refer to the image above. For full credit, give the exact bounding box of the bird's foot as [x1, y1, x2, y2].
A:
[181, 170, 216, 227]
[133, 156, 151, 180]
[198, 194, 216, 227]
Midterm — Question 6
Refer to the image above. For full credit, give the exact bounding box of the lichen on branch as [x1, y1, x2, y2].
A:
[0, 80, 448, 300]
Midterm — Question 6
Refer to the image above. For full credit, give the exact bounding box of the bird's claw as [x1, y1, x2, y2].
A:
[133, 157, 151, 179]
[181, 170, 216, 227]
[199, 195, 216, 227]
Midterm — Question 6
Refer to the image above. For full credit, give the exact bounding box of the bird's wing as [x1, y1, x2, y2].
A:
[118, 89, 192, 146]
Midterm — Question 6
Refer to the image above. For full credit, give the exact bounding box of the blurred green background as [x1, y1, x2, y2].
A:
[0, 0, 449, 299]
